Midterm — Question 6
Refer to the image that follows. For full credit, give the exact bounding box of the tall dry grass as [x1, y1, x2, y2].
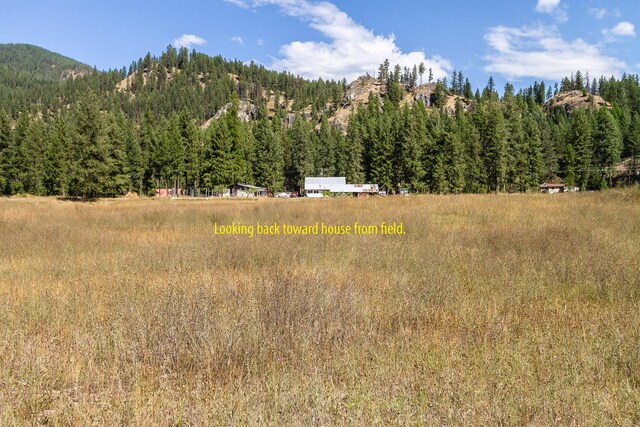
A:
[0, 190, 639, 425]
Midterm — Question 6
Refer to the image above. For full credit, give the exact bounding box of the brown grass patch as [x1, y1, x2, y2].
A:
[0, 190, 639, 425]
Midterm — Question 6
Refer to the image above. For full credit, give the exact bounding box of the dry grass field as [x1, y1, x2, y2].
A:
[1, 190, 639, 425]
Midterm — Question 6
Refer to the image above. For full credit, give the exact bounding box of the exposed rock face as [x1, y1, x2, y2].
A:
[443, 94, 472, 115]
[329, 76, 386, 129]
[342, 76, 386, 107]
[413, 83, 437, 106]
[203, 101, 257, 128]
[283, 113, 299, 126]
[60, 68, 89, 81]
[544, 90, 610, 114]
[330, 77, 472, 130]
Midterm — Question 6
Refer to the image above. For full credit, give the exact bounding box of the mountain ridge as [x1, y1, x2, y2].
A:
[0, 43, 94, 81]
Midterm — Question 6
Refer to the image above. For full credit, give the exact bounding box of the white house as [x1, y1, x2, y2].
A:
[304, 177, 379, 198]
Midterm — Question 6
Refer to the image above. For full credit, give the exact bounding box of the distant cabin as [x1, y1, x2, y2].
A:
[228, 184, 268, 198]
[539, 183, 565, 194]
[304, 177, 379, 198]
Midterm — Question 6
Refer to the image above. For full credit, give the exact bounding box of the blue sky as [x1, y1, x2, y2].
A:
[1, 0, 638, 90]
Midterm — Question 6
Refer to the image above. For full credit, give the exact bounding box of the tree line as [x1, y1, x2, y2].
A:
[1, 51, 640, 197]
[1, 90, 638, 198]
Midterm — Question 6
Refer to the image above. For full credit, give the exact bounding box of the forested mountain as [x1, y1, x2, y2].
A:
[0, 43, 639, 198]
[0, 44, 93, 80]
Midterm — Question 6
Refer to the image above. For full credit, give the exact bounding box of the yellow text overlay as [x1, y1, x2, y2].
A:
[213, 221, 405, 238]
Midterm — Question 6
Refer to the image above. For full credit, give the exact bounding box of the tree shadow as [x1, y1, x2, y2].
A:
[56, 196, 99, 203]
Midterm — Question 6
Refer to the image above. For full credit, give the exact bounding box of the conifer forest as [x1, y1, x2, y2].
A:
[1, 43, 639, 198]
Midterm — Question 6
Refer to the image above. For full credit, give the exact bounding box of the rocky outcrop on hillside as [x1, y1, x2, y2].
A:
[114, 67, 473, 131]
[200, 101, 257, 129]
[331, 77, 472, 129]
[342, 76, 386, 107]
[409, 83, 471, 114]
[544, 90, 610, 114]
[412, 83, 437, 106]
[60, 68, 90, 81]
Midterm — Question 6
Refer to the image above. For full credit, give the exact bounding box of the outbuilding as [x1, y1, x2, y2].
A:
[228, 184, 268, 197]
[539, 183, 565, 194]
[304, 177, 379, 198]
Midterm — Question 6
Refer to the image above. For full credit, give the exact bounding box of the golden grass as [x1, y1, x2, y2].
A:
[1, 190, 639, 425]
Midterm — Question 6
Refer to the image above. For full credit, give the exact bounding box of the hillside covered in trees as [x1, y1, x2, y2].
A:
[0, 43, 639, 198]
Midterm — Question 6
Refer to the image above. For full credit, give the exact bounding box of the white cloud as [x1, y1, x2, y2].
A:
[535, 0, 567, 22]
[173, 34, 207, 49]
[231, 36, 244, 45]
[536, 0, 560, 13]
[257, 38, 266, 46]
[225, 0, 452, 82]
[604, 21, 636, 38]
[588, 7, 607, 20]
[224, 0, 250, 8]
[484, 25, 626, 81]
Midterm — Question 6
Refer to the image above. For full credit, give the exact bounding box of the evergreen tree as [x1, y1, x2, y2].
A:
[152, 117, 175, 192]
[503, 83, 515, 103]
[575, 71, 584, 92]
[126, 119, 145, 194]
[289, 114, 315, 191]
[504, 105, 527, 191]
[524, 113, 544, 190]
[104, 111, 133, 196]
[316, 114, 337, 177]
[7, 112, 30, 194]
[168, 114, 187, 192]
[433, 82, 447, 108]
[460, 109, 485, 193]
[408, 102, 428, 192]
[463, 79, 473, 99]
[43, 116, 71, 196]
[593, 107, 623, 187]
[450, 71, 459, 95]
[70, 94, 111, 199]
[418, 62, 425, 85]
[567, 109, 594, 190]
[22, 118, 46, 195]
[423, 112, 445, 193]
[378, 59, 390, 83]
[202, 117, 233, 192]
[0, 110, 11, 194]
[627, 114, 640, 184]
[443, 111, 465, 193]
[344, 109, 365, 183]
[225, 93, 252, 184]
[252, 106, 284, 191]
[385, 72, 403, 111]
[481, 103, 507, 192]
[370, 111, 394, 192]
[563, 144, 577, 187]
[138, 109, 157, 194]
[178, 110, 202, 194]
[486, 76, 496, 96]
